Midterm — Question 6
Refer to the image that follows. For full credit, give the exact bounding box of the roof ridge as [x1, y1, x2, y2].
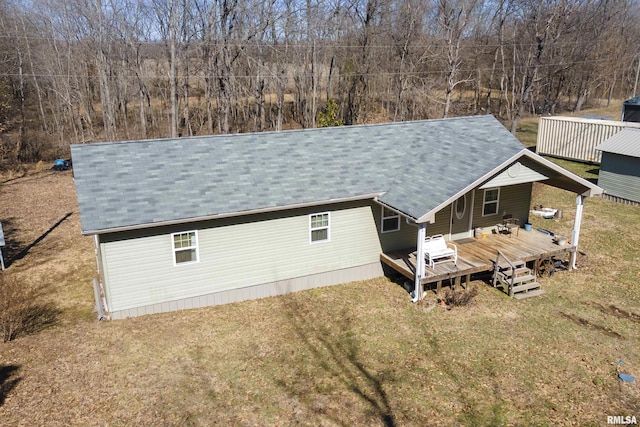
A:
[71, 115, 495, 148]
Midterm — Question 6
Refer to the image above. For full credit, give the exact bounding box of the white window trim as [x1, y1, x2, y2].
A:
[171, 230, 200, 266]
[381, 206, 401, 233]
[455, 194, 467, 220]
[309, 212, 331, 244]
[482, 188, 500, 217]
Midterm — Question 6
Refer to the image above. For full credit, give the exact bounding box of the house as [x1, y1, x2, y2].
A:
[596, 128, 640, 205]
[71, 115, 602, 319]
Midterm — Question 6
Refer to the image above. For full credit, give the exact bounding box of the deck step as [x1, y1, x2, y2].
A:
[497, 274, 536, 284]
[512, 281, 542, 293]
[509, 274, 536, 284]
[500, 266, 530, 276]
[497, 260, 525, 270]
[513, 289, 546, 300]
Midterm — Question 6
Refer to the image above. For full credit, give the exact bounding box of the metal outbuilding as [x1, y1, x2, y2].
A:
[595, 128, 640, 205]
[622, 96, 640, 123]
[536, 116, 640, 164]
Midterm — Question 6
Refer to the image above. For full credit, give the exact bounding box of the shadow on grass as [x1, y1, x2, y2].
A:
[382, 264, 415, 297]
[4, 212, 72, 268]
[0, 365, 21, 406]
[0, 169, 61, 185]
[0, 219, 20, 267]
[1, 301, 61, 343]
[18, 302, 61, 336]
[582, 167, 600, 185]
[279, 296, 396, 426]
[427, 335, 510, 426]
[1, 273, 62, 341]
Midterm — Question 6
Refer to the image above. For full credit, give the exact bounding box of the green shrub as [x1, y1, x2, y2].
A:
[317, 99, 344, 128]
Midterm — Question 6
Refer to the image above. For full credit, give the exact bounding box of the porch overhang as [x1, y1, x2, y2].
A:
[414, 149, 603, 224]
[518, 150, 603, 197]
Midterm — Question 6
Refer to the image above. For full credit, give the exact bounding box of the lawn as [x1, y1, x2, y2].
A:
[1, 154, 639, 425]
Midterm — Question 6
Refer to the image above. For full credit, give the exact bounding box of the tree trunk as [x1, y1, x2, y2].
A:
[20, 17, 48, 133]
[168, 0, 178, 138]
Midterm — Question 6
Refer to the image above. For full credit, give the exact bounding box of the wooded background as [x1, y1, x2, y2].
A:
[0, 0, 639, 165]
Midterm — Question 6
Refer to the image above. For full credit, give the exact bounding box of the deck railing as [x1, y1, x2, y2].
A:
[493, 250, 517, 296]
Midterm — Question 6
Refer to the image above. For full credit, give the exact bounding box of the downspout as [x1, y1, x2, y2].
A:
[413, 222, 427, 302]
[570, 195, 585, 270]
[94, 235, 101, 276]
[93, 234, 109, 319]
[92, 278, 105, 320]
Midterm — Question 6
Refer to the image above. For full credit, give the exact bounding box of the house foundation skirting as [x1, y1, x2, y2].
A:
[601, 193, 640, 207]
[107, 262, 384, 319]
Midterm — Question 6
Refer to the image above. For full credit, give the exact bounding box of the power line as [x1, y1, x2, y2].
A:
[0, 57, 616, 80]
[0, 33, 627, 50]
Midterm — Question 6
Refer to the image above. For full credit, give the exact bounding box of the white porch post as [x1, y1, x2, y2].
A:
[413, 222, 427, 302]
[570, 194, 585, 269]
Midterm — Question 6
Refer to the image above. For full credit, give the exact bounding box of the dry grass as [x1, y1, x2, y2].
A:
[0, 156, 639, 425]
[0, 168, 95, 324]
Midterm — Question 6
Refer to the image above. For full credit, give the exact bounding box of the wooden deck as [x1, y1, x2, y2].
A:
[380, 229, 574, 290]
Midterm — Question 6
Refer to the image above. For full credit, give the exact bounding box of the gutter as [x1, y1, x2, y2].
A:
[373, 199, 417, 222]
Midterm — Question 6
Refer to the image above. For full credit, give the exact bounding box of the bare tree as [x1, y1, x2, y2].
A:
[436, 0, 478, 118]
[341, 0, 381, 125]
[391, 0, 425, 121]
[509, 0, 565, 134]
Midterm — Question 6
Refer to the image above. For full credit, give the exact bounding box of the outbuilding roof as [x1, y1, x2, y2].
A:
[596, 128, 640, 158]
[623, 96, 640, 106]
[71, 115, 600, 234]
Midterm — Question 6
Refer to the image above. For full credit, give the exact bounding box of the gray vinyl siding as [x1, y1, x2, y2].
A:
[373, 204, 417, 251]
[598, 153, 640, 203]
[481, 158, 549, 188]
[428, 206, 454, 236]
[374, 203, 453, 252]
[371, 183, 531, 246]
[374, 200, 471, 251]
[471, 183, 532, 230]
[100, 200, 382, 312]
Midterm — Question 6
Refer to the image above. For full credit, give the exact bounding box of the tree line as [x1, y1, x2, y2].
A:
[0, 0, 639, 164]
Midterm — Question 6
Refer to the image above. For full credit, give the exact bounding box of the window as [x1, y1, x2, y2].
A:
[455, 195, 467, 220]
[172, 231, 199, 265]
[482, 188, 500, 216]
[381, 207, 400, 233]
[310, 213, 330, 243]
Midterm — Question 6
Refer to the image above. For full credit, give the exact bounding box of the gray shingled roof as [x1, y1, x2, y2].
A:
[596, 128, 640, 158]
[71, 115, 525, 234]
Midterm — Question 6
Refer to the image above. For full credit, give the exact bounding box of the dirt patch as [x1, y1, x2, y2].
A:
[559, 312, 625, 339]
[586, 303, 640, 324]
